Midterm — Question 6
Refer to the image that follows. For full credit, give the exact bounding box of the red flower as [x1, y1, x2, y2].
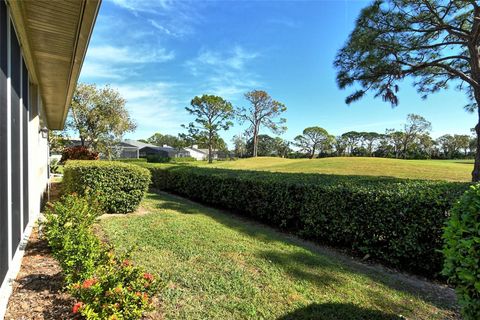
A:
[135, 291, 142, 297]
[143, 273, 154, 281]
[72, 302, 83, 313]
[122, 259, 131, 266]
[114, 287, 123, 294]
[82, 278, 97, 289]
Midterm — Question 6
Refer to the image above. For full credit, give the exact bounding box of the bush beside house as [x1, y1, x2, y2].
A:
[144, 165, 468, 276]
[63, 160, 150, 213]
[60, 146, 99, 163]
[42, 194, 158, 319]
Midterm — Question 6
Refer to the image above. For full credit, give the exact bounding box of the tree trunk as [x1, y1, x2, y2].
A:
[252, 124, 259, 157]
[208, 131, 213, 164]
[472, 105, 480, 181]
[310, 146, 316, 159]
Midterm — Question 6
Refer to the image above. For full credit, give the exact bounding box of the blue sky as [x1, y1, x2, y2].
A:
[79, 0, 476, 146]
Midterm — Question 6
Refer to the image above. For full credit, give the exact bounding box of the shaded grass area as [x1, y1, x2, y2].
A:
[195, 157, 472, 181]
[99, 192, 458, 320]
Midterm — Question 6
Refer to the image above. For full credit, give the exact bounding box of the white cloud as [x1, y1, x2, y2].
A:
[185, 46, 262, 99]
[109, 82, 189, 135]
[148, 19, 177, 37]
[107, 0, 200, 38]
[108, 0, 173, 14]
[87, 45, 174, 64]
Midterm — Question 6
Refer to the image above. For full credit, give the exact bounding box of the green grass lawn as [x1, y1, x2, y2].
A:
[99, 192, 458, 320]
[195, 157, 473, 181]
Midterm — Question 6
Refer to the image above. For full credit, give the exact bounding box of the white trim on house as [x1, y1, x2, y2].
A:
[19, 50, 23, 237]
[6, 3, 11, 276]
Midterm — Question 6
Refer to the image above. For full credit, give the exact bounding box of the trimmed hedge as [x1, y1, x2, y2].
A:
[63, 160, 151, 213]
[144, 165, 469, 276]
[443, 184, 480, 319]
[146, 155, 196, 163]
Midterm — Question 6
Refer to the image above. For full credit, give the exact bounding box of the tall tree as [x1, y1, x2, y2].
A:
[182, 95, 234, 163]
[67, 83, 136, 159]
[333, 135, 348, 156]
[246, 134, 277, 157]
[341, 131, 362, 155]
[237, 90, 287, 157]
[232, 133, 248, 158]
[360, 132, 382, 156]
[335, 0, 480, 180]
[146, 133, 186, 148]
[400, 114, 432, 158]
[273, 137, 291, 158]
[385, 129, 404, 158]
[294, 126, 330, 158]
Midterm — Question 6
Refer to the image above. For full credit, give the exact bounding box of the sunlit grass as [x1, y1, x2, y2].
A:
[99, 192, 458, 320]
[195, 157, 472, 181]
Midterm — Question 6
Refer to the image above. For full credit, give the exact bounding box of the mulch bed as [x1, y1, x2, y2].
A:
[4, 227, 78, 320]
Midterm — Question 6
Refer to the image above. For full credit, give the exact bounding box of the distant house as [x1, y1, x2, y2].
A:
[184, 145, 208, 160]
[117, 142, 139, 159]
[123, 140, 191, 159]
[184, 145, 229, 161]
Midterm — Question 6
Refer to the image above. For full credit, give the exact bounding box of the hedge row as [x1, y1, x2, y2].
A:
[63, 160, 151, 213]
[443, 184, 480, 319]
[144, 165, 469, 276]
[146, 155, 197, 163]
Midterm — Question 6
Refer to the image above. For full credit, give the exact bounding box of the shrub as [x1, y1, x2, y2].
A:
[42, 194, 158, 320]
[60, 146, 99, 163]
[69, 252, 158, 320]
[144, 165, 469, 276]
[63, 161, 151, 213]
[146, 155, 196, 163]
[43, 194, 103, 284]
[146, 154, 171, 163]
[50, 158, 60, 174]
[443, 185, 480, 319]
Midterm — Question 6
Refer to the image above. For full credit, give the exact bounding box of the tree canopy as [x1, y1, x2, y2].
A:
[182, 95, 234, 163]
[237, 90, 287, 157]
[334, 0, 480, 180]
[67, 83, 136, 159]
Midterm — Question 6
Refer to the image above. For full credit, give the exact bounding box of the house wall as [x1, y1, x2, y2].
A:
[119, 147, 139, 159]
[0, 1, 49, 317]
[184, 148, 207, 161]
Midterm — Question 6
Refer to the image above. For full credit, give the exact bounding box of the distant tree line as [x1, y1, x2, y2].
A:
[230, 114, 475, 160]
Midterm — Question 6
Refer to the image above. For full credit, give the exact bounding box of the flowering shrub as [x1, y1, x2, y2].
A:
[43, 194, 103, 284]
[60, 146, 99, 163]
[69, 252, 158, 320]
[42, 194, 158, 319]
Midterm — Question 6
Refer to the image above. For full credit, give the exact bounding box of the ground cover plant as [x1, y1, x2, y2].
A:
[42, 193, 158, 320]
[195, 157, 473, 182]
[141, 164, 468, 277]
[63, 160, 150, 213]
[100, 192, 459, 320]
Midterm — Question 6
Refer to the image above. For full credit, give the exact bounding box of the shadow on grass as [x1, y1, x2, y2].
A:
[277, 303, 402, 320]
[146, 191, 457, 313]
[148, 192, 284, 244]
[259, 250, 343, 288]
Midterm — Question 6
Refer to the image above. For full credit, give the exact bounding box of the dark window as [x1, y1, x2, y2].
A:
[10, 21, 21, 257]
[0, 0, 8, 285]
[22, 59, 28, 230]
